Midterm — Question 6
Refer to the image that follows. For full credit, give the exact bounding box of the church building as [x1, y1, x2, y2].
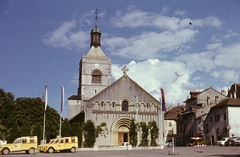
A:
[68, 23, 163, 147]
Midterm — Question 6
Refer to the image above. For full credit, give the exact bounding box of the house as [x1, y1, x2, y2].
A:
[204, 98, 240, 145]
[176, 87, 226, 146]
[164, 105, 184, 145]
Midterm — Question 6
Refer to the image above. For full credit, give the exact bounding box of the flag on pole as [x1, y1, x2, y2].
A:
[60, 86, 64, 113]
[44, 85, 48, 111]
[160, 88, 166, 111]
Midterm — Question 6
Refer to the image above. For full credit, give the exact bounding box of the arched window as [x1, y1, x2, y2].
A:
[92, 70, 101, 83]
[122, 100, 128, 111]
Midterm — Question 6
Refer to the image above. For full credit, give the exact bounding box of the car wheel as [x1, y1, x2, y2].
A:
[2, 148, 10, 155]
[28, 148, 35, 154]
[48, 147, 54, 153]
[70, 147, 76, 153]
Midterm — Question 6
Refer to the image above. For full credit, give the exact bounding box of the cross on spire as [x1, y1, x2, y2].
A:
[121, 66, 129, 77]
[95, 9, 98, 28]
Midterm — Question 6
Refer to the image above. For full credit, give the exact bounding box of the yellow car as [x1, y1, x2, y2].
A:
[0, 136, 38, 155]
[38, 138, 57, 153]
[43, 136, 78, 153]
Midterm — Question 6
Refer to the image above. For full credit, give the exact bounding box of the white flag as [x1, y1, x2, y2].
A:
[60, 86, 64, 113]
[45, 85, 48, 111]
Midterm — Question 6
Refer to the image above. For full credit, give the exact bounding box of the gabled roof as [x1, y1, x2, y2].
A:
[184, 87, 225, 103]
[212, 98, 240, 108]
[164, 106, 184, 120]
[88, 73, 159, 103]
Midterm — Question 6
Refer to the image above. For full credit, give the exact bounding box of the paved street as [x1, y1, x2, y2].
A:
[3, 146, 240, 157]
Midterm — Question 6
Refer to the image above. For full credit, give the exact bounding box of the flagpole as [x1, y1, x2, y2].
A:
[160, 88, 166, 149]
[59, 85, 64, 138]
[42, 84, 48, 144]
[43, 111, 46, 143]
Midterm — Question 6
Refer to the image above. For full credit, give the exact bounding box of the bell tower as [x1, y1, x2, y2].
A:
[77, 9, 111, 100]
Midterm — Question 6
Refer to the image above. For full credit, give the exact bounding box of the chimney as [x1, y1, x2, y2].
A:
[221, 90, 226, 96]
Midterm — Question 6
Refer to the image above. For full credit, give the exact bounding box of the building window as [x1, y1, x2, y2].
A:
[122, 100, 128, 111]
[224, 113, 226, 120]
[169, 122, 172, 127]
[210, 116, 212, 122]
[92, 70, 101, 83]
[112, 102, 115, 108]
[205, 124, 208, 133]
[216, 128, 220, 134]
[101, 102, 104, 107]
[215, 114, 220, 121]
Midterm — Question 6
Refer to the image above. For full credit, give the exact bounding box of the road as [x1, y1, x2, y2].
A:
[2, 146, 240, 157]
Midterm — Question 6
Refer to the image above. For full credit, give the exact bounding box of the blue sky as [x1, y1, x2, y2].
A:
[1, 0, 240, 118]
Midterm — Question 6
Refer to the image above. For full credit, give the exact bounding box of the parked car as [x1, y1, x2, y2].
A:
[225, 137, 239, 146]
[42, 136, 78, 153]
[217, 137, 229, 146]
[234, 137, 240, 146]
[0, 136, 38, 155]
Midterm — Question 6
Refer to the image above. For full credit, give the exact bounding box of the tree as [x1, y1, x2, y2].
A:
[20, 122, 31, 136]
[71, 122, 82, 147]
[148, 121, 159, 146]
[82, 120, 96, 147]
[129, 119, 137, 147]
[96, 122, 109, 138]
[0, 89, 15, 129]
[140, 122, 149, 146]
[8, 122, 20, 143]
[61, 120, 72, 137]
[31, 123, 42, 144]
[0, 90, 60, 143]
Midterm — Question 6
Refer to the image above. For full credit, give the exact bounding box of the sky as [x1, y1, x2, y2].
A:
[1, 0, 240, 118]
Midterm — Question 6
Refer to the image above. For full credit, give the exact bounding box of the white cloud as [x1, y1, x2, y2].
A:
[112, 59, 193, 105]
[42, 20, 89, 51]
[104, 29, 198, 60]
[206, 43, 223, 50]
[174, 10, 186, 16]
[223, 30, 239, 38]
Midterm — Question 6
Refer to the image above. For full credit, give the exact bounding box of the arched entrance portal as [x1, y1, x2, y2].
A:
[111, 116, 134, 146]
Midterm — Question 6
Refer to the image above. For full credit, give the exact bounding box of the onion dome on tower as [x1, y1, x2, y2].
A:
[90, 9, 101, 48]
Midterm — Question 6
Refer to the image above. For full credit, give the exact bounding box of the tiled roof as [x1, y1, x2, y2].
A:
[213, 98, 240, 108]
[164, 106, 184, 120]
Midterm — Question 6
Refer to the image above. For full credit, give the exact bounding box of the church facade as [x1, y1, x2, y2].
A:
[68, 24, 163, 147]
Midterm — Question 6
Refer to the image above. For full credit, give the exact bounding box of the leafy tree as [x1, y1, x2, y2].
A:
[148, 121, 159, 146]
[8, 122, 20, 143]
[0, 89, 15, 129]
[31, 123, 42, 144]
[96, 122, 109, 138]
[0, 120, 7, 139]
[71, 122, 82, 147]
[82, 120, 96, 147]
[140, 122, 149, 146]
[0, 89, 60, 143]
[129, 119, 137, 147]
[20, 122, 31, 136]
[61, 120, 72, 137]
